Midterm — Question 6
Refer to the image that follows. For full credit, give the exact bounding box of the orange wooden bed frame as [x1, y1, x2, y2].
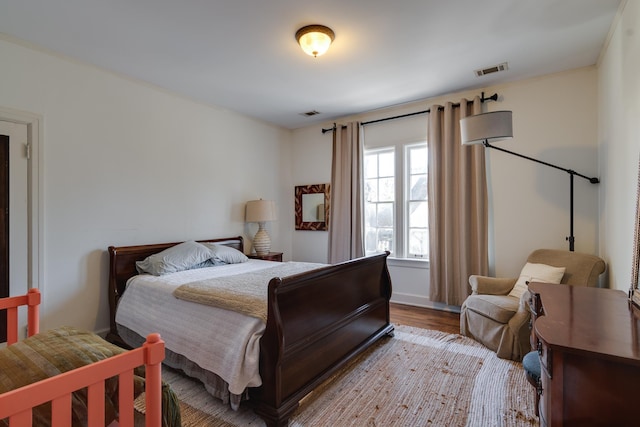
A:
[0, 289, 165, 427]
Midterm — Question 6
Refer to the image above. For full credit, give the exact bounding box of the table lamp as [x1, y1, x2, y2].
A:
[245, 199, 277, 255]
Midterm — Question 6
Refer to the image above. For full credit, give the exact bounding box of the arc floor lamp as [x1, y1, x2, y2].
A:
[459, 110, 600, 252]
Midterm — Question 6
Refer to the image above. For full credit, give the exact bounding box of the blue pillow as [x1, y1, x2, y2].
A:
[201, 242, 249, 264]
[135, 241, 214, 275]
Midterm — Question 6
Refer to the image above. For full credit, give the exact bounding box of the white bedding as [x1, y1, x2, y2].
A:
[115, 259, 280, 396]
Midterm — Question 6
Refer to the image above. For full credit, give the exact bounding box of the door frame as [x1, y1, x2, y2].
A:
[0, 107, 42, 295]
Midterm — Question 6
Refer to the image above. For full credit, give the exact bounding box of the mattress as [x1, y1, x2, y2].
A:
[115, 259, 279, 399]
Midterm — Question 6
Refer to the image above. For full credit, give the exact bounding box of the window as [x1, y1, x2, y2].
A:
[364, 142, 428, 260]
[364, 149, 395, 254]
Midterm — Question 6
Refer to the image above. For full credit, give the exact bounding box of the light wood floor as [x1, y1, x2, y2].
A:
[389, 302, 460, 335]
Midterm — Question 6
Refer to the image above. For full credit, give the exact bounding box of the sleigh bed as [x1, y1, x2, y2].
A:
[107, 236, 394, 426]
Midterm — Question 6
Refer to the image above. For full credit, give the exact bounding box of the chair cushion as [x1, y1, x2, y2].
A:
[464, 294, 520, 324]
[523, 351, 541, 381]
[509, 262, 566, 299]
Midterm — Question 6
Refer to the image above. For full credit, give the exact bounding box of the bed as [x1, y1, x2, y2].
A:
[107, 236, 394, 427]
[0, 289, 179, 427]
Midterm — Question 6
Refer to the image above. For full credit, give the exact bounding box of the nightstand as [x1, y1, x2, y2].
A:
[248, 252, 283, 262]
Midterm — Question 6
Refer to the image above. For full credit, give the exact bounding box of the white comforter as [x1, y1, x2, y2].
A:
[115, 259, 279, 395]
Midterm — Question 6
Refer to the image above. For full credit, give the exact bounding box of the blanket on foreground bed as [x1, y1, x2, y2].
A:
[0, 326, 181, 427]
[173, 261, 324, 322]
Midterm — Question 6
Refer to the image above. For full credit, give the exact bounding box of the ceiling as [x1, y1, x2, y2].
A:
[0, 0, 622, 129]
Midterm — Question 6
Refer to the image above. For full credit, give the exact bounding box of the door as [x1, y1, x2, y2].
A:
[0, 121, 29, 342]
[0, 136, 7, 342]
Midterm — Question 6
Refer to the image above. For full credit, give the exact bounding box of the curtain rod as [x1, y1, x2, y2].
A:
[321, 92, 498, 134]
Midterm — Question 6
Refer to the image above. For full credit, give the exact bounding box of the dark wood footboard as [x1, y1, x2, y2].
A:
[250, 251, 394, 426]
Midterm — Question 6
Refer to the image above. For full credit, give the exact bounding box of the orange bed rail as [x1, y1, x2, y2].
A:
[0, 289, 165, 427]
[0, 288, 40, 344]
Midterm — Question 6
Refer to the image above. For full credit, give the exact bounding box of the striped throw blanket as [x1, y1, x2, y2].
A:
[0, 326, 180, 427]
[173, 262, 325, 322]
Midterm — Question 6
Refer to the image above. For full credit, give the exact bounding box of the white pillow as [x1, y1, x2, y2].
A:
[508, 262, 566, 299]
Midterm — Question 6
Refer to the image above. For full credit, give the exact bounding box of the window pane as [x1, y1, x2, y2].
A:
[409, 201, 428, 228]
[408, 229, 429, 258]
[410, 174, 427, 200]
[365, 154, 378, 178]
[410, 146, 427, 174]
[377, 228, 394, 253]
[365, 203, 376, 227]
[365, 229, 378, 253]
[379, 177, 394, 201]
[365, 178, 378, 202]
[379, 152, 394, 177]
[377, 203, 393, 227]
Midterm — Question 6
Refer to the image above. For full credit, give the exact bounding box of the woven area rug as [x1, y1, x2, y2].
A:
[159, 325, 539, 426]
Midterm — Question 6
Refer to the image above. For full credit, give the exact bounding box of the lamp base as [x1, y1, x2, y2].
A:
[253, 223, 271, 256]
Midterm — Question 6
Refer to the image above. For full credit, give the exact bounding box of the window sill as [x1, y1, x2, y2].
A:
[387, 257, 429, 269]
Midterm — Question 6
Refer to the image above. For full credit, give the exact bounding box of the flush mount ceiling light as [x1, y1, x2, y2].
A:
[295, 25, 335, 57]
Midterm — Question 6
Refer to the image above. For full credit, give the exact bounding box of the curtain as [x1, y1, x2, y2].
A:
[428, 97, 489, 306]
[328, 122, 364, 263]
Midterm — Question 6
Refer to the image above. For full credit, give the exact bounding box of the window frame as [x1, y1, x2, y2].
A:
[363, 140, 428, 263]
[364, 147, 396, 255]
[403, 142, 428, 260]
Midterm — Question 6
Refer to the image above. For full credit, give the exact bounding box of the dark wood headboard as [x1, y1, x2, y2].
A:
[107, 236, 244, 340]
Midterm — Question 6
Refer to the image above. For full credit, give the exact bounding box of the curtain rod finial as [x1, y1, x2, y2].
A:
[481, 92, 498, 102]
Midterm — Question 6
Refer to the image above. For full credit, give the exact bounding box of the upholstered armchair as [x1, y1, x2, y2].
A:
[460, 249, 606, 361]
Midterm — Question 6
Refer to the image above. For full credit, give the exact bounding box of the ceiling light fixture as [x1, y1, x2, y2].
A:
[295, 25, 335, 57]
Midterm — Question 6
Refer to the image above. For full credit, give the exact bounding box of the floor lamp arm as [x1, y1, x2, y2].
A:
[483, 141, 600, 251]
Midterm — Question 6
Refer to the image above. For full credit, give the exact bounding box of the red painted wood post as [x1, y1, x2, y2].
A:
[27, 288, 41, 337]
[6, 306, 17, 344]
[1, 289, 40, 345]
[143, 333, 165, 427]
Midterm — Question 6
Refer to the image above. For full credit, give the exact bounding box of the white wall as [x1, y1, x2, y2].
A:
[292, 67, 601, 308]
[4, 4, 634, 331]
[598, 0, 640, 293]
[0, 37, 293, 334]
[485, 68, 600, 276]
[290, 125, 332, 263]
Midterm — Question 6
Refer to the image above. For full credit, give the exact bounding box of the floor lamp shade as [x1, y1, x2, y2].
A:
[245, 199, 277, 256]
[460, 111, 513, 145]
[458, 109, 599, 252]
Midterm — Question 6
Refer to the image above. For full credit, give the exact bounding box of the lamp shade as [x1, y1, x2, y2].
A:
[460, 111, 513, 145]
[245, 199, 277, 223]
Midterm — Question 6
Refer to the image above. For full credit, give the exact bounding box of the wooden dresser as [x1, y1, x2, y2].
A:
[528, 282, 640, 427]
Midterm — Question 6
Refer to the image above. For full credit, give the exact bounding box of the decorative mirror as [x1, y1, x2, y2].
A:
[631, 155, 640, 307]
[295, 184, 330, 231]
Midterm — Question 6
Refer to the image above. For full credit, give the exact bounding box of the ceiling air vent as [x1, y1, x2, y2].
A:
[300, 110, 321, 117]
[475, 62, 509, 77]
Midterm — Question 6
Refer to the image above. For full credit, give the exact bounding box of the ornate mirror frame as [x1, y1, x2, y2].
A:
[631, 155, 640, 307]
[295, 184, 330, 231]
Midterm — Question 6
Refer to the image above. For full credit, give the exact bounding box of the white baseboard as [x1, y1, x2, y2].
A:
[390, 292, 461, 314]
